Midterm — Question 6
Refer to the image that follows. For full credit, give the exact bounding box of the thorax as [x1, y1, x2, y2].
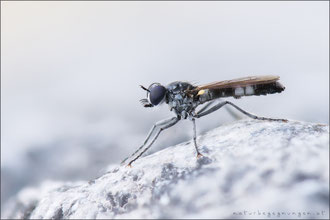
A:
[165, 82, 198, 119]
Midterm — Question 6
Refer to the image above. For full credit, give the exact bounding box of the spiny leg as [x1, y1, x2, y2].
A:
[192, 118, 203, 158]
[126, 117, 179, 166]
[121, 117, 179, 165]
[196, 101, 287, 122]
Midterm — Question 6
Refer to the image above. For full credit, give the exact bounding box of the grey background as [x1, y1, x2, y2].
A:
[1, 1, 329, 206]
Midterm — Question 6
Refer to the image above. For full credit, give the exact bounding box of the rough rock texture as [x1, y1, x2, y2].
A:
[2, 120, 329, 219]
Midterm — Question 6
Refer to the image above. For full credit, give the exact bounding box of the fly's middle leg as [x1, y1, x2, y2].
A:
[192, 118, 203, 158]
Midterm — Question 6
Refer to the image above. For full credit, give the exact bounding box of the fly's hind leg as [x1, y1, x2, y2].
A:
[225, 102, 288, 122]
[195, 101, 287, 122]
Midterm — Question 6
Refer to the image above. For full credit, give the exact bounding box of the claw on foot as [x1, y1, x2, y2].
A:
[197, 152, 204, 158]
[267, 118, 288, 123]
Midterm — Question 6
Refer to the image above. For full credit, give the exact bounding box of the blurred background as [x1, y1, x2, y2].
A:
[1, 1, 329, 207]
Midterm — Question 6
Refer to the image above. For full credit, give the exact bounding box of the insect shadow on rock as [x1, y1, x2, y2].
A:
[122, 75, 288, 167]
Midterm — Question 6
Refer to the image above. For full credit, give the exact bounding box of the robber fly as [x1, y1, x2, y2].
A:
[122, 75, 286, 166]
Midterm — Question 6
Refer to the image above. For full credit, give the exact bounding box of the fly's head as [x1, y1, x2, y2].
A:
[139, 83, 167, 108]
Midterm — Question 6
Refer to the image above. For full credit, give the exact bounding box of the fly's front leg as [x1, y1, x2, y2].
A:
[192, 118, 203, 158]
[121, 117, 179, 165]
[125, 117, 180, 167]
[196, 101, 287, 122]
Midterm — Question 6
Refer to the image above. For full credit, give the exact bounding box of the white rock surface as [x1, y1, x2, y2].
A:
[2, 119, 329, 219]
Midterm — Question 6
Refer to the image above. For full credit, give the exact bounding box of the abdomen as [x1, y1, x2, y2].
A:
[196, 80, 285, 104]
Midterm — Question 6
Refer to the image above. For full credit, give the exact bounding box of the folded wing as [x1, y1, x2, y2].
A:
[187, 75, 285, 104]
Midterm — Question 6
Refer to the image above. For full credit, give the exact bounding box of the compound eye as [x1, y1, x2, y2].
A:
[149, 84, 166, 106]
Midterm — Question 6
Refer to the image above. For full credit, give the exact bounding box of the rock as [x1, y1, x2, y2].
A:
[2, 119, 329, 219]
